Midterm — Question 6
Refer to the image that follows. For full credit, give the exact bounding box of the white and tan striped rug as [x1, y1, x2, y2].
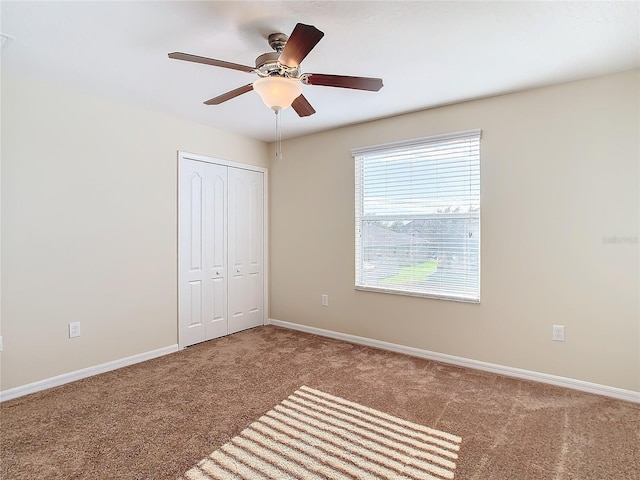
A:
[180, 385, 462, 480]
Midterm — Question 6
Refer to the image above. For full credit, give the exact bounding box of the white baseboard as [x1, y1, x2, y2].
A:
[0, 344, 179, 402]
[268, 318, 640, 404]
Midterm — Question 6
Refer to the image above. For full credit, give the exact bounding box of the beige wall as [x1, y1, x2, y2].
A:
[270, 70, 640, 392]
[3, 69, 638, 394]
[0, 73, 269, 390]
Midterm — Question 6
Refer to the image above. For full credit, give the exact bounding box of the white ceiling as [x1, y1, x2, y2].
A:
[2, 1, 638, 142]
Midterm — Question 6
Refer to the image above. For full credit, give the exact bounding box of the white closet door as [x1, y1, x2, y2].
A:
[228, 167, 264, 334]
[179, 159, 227, 347]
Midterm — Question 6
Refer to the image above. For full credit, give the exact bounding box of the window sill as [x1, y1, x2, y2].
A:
[354, 285, 480, 304]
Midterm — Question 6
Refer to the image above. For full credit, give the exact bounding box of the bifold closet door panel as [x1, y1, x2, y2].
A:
[228, 167, 264, 335]
[203, 162, 228, 341]
[178, 159, 228, 347]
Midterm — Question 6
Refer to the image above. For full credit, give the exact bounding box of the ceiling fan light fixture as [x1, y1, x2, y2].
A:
[253, 76, 303, 111]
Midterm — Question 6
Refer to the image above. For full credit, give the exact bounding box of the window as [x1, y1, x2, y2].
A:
[352, 129, 481, 303]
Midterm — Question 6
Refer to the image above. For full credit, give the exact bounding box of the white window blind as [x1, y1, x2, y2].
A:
[352, 129, 481, 303]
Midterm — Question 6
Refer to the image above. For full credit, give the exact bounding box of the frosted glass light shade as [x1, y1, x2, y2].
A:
[253, 77, 303, 111]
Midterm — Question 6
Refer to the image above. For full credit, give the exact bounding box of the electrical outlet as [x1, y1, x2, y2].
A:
[69, 322, 81, 338]
[321, 294, 329, 306]
[552, 325, 565, 342]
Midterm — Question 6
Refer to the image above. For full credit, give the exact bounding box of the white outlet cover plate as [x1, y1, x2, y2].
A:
[552, 325, 565, 341]
[69, 322, 81, 338]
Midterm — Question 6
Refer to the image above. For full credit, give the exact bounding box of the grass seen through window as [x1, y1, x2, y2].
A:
[380, 260, 438, 285]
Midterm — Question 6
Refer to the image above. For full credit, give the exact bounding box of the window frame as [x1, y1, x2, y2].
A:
[352, 129, 481, 303]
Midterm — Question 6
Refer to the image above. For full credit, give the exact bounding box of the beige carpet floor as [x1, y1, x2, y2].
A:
[1, 325, 639, 479]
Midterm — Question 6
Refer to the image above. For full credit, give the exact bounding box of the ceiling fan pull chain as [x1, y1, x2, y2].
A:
[275, 109, 282, 159]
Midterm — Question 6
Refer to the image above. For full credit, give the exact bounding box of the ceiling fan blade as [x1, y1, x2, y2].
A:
[291, 94, 316, 117]
[279, 23, 324, 68]
[168, 52, 254, 73]
[204, 84, 254, 105]
[304, 74, 383, 92]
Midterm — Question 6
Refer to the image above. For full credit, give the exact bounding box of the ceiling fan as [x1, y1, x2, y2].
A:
[168, 23, 384, 117]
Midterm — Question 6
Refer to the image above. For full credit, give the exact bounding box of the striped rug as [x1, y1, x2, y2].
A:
[180, 385, 462, 480]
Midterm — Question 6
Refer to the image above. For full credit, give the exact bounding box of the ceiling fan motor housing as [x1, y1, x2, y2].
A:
[255, 51, 299, 78]
[255, 52, 279, 68]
